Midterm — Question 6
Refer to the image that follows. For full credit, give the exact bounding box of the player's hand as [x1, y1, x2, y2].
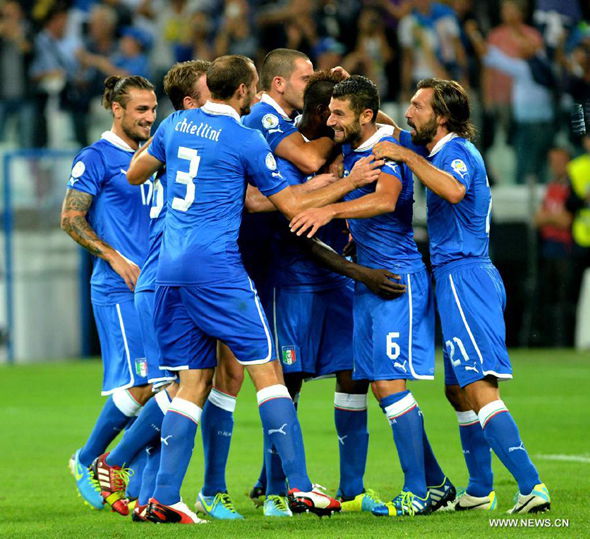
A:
[290, 206, 335, 238]
[357, 267, 406, 299]
[347, 156, 384, 188]
[373, 141, 407, 162]
[330, 66, 351, 79]
[108, 250, 141, 291]
[307, 172, 339, 189]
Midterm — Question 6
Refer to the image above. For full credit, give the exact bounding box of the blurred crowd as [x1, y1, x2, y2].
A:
[2, 0, 590, 347]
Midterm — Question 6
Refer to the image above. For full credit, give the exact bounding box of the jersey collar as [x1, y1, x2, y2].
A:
[202, 100, 241, 123]
[260, 93, 292, 120]
[100, 130, 136, 153]
[428, 132, 459, 157]
[354, 124, 395, 152]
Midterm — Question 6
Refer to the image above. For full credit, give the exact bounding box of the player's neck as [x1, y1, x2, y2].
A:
[111, 123, 139, 151]
[352, 123, 378, 150]
[268, 91, 295, 118]
[425, 128, 451, 153]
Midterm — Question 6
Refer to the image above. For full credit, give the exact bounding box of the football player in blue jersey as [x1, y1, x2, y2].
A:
[89, 61, 213, 521]
[373, 78, 550, 514]
[61, 75, 157, 511]
[126, 55, 388, 523]
[245, 70, 391, 516]
[291, 76, 455, 516]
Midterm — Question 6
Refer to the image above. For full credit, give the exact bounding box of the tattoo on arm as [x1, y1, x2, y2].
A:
[60, 189, 114, 258]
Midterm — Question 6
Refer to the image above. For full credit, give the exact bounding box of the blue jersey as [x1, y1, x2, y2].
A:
[273, 156, 349, 291]
[149, 101, 289, 286]
[135, 170, 166, 293]
[342, 128, 424, 273]
[242, 93, 298, 151]
[423, 133, 492, 268]
[67, 131, 151, 303]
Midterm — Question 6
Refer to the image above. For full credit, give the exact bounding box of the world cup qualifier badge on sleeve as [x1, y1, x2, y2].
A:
[281, 346, 297, 366]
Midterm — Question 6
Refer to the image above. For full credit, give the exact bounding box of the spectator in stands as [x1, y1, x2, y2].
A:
[534, 147, 574, 346]
[533, 0, 582, 58]
[566, 135, 590, 326]
[342, 7, 392, 97]
[0, 0, 34, 147]
[213, 0, 257, 59]
[468, 19, 555, 184]
[480, 0, 544, 164]
[398, 0, 467, 102]
[29, 3, 82, 147]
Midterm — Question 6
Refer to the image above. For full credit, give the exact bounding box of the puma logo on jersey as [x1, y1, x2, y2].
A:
[268, 423, 288, 436]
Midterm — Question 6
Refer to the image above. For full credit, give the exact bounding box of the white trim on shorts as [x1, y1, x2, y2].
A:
[100, 303, 136, 396]
[482, 369, 513, 380]
[234, 278, 273, 366]
[448, 274, 484, 364]
[407, 273, 434, 381]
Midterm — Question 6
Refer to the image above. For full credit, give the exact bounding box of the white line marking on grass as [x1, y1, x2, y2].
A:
[536, 454, 590, 463]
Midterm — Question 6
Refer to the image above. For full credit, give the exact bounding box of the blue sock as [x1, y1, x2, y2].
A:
[152, 398, 202, 506]
[457, 410, 493, 496]
[138, 443, 160, 506]
[421, 423, 446, 487]
[257, 385, 312, 492]
[334, 392, 368, 499]
[380, 390, 427, 498]
[264, 432, 287, 495]
[479, 400, 541, 495]
[78, 390, 141, 466]
[107, 390, 170, 467]
[201, 388, 236, 496]
[125, 447, 147, 499]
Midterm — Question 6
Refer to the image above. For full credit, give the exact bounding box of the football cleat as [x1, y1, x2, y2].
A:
[263, 495, 292, 517]
[372, 491, 432, 516]
[507, 483, 550, 514]
[288, 484, 341, 517]
[453, 489, 497, 511]
[428, 477, 457, 512]
[248, 484, 265, 508]
[340, 489, 388, 513]
[195, 491, 244, 520]
[91, 452, 132, 515]
[132, 504, 148, 522]
[68, 449, 104, 510]
[146, 498, 208, 524]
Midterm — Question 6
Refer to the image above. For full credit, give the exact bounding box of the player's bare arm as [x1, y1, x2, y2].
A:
[302, 236, 406, 300]
[290, 172, 402, 238]
[60, 189, 140, 291]
[274, 131, 334, 175]
[127, 150, 163, 185]
[373, 141, 466, 204]
[268, 156, 384, 219]
[245, 173, 339, 213]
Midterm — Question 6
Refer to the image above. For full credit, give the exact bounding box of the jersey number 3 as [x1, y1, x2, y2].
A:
[172, 146, 201, 212]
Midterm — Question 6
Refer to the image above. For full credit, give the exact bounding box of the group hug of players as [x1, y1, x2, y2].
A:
[61, 48, 551, 524]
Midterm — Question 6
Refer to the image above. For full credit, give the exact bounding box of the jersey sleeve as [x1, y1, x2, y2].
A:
[242, 131, 289, 197]
[66, 147, 106, 196]
[438, 144, 474, 189]
[147, 115, 171, 163]
[260, 112, 298, 152]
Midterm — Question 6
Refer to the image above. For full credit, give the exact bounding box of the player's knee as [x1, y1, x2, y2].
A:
[284, 373, 303, 399]
[335, 370, 368, 394]
[128, 384, 154, 406]
[444, 384, 465, 410]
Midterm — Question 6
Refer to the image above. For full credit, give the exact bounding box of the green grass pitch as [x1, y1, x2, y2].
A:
[1, 349, 588, 538]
